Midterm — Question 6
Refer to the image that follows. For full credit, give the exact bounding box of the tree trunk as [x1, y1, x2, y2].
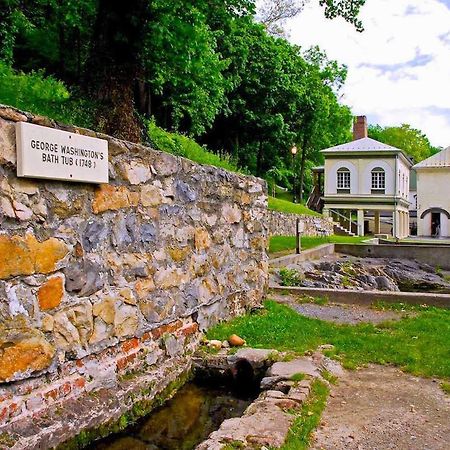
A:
[135, 79, 152, 118]
[85, 0, 150, 142]
[256, 140, 264, 176]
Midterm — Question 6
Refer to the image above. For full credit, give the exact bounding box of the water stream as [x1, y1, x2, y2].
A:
[89, 381, 255, 450]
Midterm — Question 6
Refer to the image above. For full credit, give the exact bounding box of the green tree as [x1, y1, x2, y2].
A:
[294, 47, 352, 200]
[368, 124, 438, 163]
[202, 20, 308, 175]
[142, 1, 230, 136]
[0, 0, 362, 150]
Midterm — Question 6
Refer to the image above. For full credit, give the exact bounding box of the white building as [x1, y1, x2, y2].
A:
[321, 116, 412, 238]
[414, 146, 450, 238]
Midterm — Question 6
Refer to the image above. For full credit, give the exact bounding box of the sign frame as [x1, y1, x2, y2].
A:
[16, 122, 109, 184]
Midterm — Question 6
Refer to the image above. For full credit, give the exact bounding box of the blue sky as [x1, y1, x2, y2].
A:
[287, 0, 450, 147]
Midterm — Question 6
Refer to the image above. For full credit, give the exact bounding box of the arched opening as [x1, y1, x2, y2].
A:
[420, 208, 450, 237]
[420, 207, 450, 219]
[371, 167, 385, 194]
[337, 167, 351, 194]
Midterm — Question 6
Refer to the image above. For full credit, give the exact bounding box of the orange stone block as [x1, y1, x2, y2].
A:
[38, 276, 64, 310]
[0, 335, 55, 383]
[0, 234, 68, 280]
[92, 184, 139, 214]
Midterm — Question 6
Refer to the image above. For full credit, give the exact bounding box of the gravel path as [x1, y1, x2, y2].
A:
[311, 365, 450, 450]
[272, 294, 407, 325]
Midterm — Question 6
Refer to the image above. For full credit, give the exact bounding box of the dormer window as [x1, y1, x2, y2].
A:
[337, 168, 351, 193]
[371, 167, 385, 194]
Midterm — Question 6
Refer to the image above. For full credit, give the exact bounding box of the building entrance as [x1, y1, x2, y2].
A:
[431, 212, 441, 237]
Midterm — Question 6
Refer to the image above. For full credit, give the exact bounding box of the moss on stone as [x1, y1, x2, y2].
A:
[57, 369, 192, 449]
[0, 432, 17, 448]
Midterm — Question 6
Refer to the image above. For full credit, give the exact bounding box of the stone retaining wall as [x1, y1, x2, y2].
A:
[335, 243, 450, 270]
[265, 209, 333, 237]
[269, 243, 335, 268]
[0, 105, 268, 447]
[269, 285, 450, 309]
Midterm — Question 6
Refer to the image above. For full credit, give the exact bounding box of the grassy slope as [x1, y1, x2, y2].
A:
[0, 61, 96, 128]
[208, 300, 450, 379]
[0, 63, 243, 174]
[269, 235, 368, 254]
[147, 121, 242, 173]
[268, 197, 319, 216]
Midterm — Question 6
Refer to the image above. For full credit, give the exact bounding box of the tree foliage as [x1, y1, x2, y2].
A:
[368, 124, 438, 163]
[1, 0, 364, 192]
[257, 0, 367, 36]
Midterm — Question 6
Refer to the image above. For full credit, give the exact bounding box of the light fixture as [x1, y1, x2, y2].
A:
[291, 145, 298, 155]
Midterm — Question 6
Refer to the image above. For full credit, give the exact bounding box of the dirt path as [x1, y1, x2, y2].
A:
[311, 365, 450, 450]
[272, 294, 407, 325]
[271, 295, 449, 449]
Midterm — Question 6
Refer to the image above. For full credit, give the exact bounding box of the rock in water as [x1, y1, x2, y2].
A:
[228, 334, 245, 347]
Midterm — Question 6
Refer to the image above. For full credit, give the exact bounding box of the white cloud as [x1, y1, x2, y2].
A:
[287, 0, 450, 147]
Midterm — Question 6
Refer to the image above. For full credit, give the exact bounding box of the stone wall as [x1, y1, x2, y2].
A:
[266, 209, 333, 237]
[0, 105, 268, 448]
[335, 243, 450, 271]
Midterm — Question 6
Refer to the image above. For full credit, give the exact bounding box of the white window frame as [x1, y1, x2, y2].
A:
[337, 168, 351, 190]
[371, 168, 385, 191]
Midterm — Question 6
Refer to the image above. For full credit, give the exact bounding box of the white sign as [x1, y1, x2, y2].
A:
[16, 122, 108, 183]
[297, 220, 305, 234]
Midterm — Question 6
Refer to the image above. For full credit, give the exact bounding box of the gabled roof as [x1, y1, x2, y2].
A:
[321, 137, 401, 152]
[413, 146, 450, 169]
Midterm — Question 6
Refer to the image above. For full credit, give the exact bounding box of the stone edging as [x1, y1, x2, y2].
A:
[194, 347, 343, 449]
[269, 243, 335, 267]
[269, 285, 450, 309]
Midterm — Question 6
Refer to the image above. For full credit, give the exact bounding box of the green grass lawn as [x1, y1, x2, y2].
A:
[273, 190, 295, 203]
[207, 300, 450, 379]
[269, 235, 368, 255]
[268, 197, 319, 216]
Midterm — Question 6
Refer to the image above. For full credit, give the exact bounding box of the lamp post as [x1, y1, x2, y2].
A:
[291, 145, 298, 203]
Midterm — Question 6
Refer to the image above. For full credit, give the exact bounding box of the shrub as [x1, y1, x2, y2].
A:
[146, 120, 243, 173]
[0, 61, 95, 128]
[279, 267, 304, 286]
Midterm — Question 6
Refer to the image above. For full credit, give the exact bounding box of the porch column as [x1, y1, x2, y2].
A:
[400, 212, 404, 238]
[392, 210, 401, 238]
[357, 209, 365, 236]
[374, 211, 381, 235]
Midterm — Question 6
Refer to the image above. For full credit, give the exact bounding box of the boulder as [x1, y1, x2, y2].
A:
[266, 358, 321, 379]
[228, 348, 279, 369]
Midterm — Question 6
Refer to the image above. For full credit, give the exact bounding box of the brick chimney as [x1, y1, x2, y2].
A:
[353, 116, 368, 140]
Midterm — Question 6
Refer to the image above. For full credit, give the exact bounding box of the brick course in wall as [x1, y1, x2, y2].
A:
[0, 105, 268, 448]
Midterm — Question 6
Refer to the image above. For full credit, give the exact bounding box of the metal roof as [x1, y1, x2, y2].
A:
[413, 146, 450, 169]
[321, 137, 401, 152]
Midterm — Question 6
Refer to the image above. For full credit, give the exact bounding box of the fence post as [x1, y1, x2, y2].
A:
[296, 218, 301, 254]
